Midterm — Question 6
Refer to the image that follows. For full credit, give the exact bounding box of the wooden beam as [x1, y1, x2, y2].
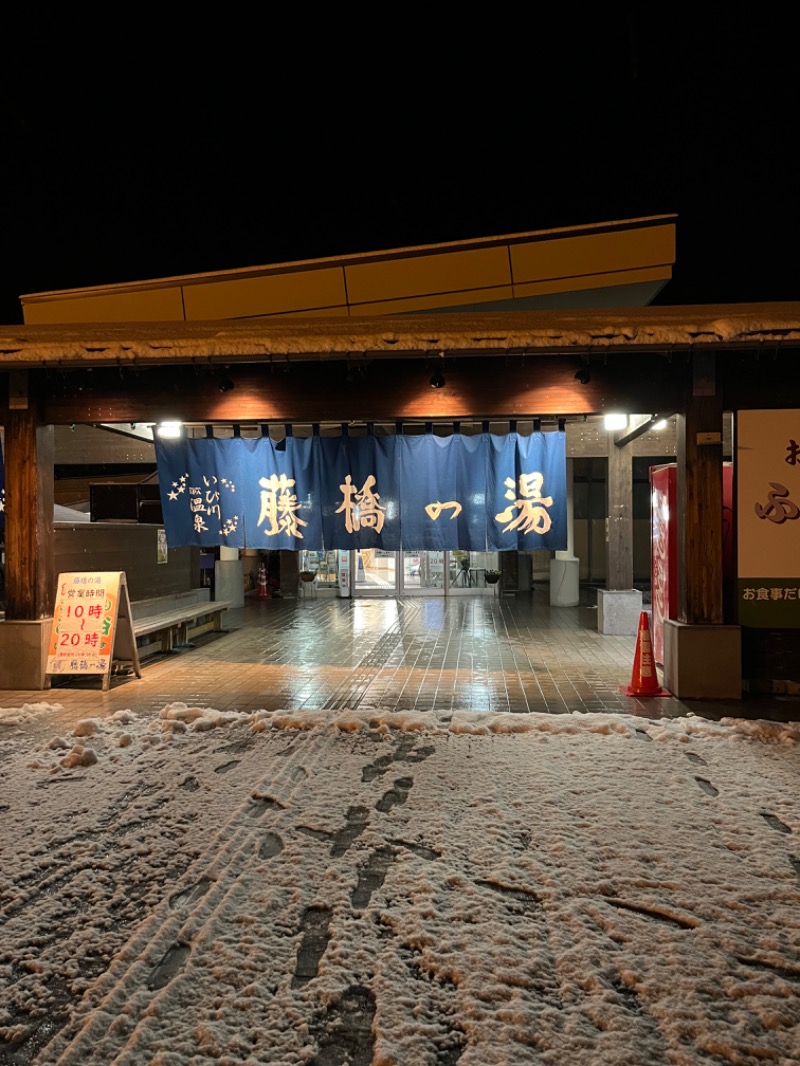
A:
[614, 413, 674, 447]
[31, 356, 686, 426]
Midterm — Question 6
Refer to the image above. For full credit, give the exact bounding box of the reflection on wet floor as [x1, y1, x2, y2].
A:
[2, 588, 795, 726]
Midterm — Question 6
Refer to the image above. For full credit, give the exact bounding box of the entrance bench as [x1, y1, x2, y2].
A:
[129, 589, 234, 660]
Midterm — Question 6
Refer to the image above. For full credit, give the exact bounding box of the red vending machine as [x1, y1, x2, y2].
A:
[649, 463, 733, 666]
[650, 465, 676, 666]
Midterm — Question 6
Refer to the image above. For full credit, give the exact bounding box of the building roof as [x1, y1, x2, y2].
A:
[1, 303, 799, 372]
[7, 212, 797, 372]
[18, 215, 676, 326]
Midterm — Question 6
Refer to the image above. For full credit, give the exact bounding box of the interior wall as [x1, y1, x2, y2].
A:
[53, 523, 198, 601]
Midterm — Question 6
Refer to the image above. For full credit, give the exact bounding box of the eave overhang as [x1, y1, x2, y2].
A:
[1, 303, 800, 373]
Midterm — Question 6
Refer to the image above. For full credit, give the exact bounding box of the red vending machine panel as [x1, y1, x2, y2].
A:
[649, 462, 733, 666]
[650, 465, 677, 666]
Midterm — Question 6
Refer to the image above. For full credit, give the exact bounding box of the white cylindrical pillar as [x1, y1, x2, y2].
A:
[551, 458, 579, 605]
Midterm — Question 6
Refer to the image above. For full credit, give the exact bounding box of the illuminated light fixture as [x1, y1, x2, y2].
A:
[218, 376, 235, 393]
[574, 368, 591, 385]
[156, 421, 183, 439]
[604, 413, 628, 431]
[653, 418, 668, 431]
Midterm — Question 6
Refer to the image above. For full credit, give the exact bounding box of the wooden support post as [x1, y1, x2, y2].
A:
[675, 353, 724, 625]
[4, 386, 56, 620]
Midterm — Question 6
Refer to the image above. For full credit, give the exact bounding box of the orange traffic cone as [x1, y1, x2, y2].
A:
[257, 562, 270, 599]
[621, 612, 671, 697]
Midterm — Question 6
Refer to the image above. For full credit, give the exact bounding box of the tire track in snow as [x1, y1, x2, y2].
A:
[39, 726, 331, 1065]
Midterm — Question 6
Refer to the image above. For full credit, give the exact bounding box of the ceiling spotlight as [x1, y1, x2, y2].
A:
[574, 368, 591, 385]
[429, 369, 446, 389]
[218, 377, 235, 393]
[604, 413, 628, 431]
[156, 421, 183, 439]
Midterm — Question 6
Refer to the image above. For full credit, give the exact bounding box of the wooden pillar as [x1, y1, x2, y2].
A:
[675, 352, 724, 625]
[4, 375, 55, 620]
[606, 430, 633, 590]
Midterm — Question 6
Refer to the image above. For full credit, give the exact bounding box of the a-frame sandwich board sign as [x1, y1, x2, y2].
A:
[46, 571, 141, 691]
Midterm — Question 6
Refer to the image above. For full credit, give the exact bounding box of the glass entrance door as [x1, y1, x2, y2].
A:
[402, 550, 446, 593]
[353, 549, 399, 596]
[447, 550, 501, 594]
[351, 550, 499, 596]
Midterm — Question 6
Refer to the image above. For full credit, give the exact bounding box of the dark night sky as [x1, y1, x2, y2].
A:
[1, 14, 797, 326]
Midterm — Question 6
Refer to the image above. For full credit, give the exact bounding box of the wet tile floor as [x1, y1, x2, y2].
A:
[2, 590, 797, 725]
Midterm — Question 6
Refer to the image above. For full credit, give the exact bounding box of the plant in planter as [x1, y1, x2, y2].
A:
[299, 571, 316, 582]
[484, 569, 500, 585]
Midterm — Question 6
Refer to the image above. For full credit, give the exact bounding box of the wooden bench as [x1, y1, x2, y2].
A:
[129, 589, 234, 660]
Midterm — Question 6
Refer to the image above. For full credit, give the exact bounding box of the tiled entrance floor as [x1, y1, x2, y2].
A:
[2, 591, 797, 725]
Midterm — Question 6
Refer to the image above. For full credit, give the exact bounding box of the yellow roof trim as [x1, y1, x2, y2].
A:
[19, 215, 676, 326]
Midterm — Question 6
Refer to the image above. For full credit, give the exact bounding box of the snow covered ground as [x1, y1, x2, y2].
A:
[1, 701, 798, 1065]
